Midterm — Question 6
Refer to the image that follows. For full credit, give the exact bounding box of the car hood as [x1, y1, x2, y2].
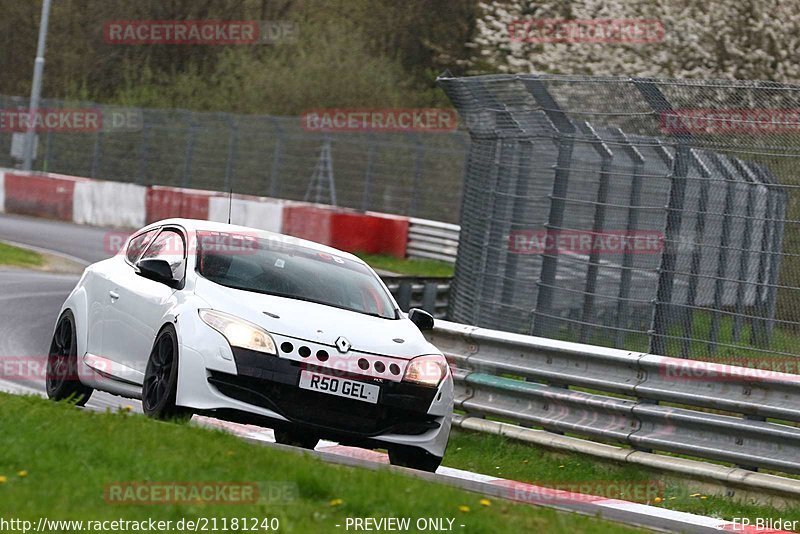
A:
[194, 277, 439, 359]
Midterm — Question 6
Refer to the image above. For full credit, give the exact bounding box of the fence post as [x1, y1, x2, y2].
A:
[361, 133, 376, 211]
[269, 117, 283, 197]
[181, 113, 197, 189]
[90, 126, 104, 179]
[730, 158, 756, 343]
[610, 128, 645, 348]
[224, 115, 238, 193]
[578, 121, 614, 344]
[680, 150, 711, 358]
[410, 136, 424, 217]
[706, 153, 736, 353]
[634, 78, 690, 357]
[521, 78, 576, 338]
[748, 162, 775, 348]
[138, 121, 150, 186]
[767, 188, 787, 337]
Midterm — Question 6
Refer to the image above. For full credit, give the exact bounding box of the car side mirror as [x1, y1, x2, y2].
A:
[408, 308, 434, 331]
[136, 259, 179, 288]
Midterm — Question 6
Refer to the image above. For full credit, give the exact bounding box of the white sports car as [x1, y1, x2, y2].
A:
[46, 218, 453, 471]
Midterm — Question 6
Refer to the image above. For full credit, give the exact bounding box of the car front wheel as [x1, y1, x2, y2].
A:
[388, 447, 442, 472]
[142, 325, 192, 421]
[46, 311, 93, 405]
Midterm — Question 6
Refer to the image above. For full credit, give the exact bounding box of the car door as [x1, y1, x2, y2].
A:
[101, 227, 187, 383]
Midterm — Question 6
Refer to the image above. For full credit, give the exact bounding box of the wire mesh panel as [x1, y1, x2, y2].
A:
[439, 74, 797, 364]
[0, 96, 468, 223]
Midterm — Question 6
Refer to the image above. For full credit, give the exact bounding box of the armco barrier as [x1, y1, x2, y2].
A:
[145, 186, 215, 224]
[208, 195, 285, 234]
[407, 217, 459, 263]
[426, 320, 800, 477]
[74, 180, 147, 228]
[0, 171, 5, 213]
[3, 172, 79, 221]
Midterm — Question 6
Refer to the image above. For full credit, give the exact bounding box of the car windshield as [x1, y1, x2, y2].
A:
[196, 231, 398, 319]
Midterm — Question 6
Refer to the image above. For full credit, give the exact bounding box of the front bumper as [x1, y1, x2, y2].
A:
[176, 342, 453, 457]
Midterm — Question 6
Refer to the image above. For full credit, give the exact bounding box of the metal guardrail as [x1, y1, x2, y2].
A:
[426, 320, 800, 476]
[383, 276, 450, 319]
[406, 217, 459, 263]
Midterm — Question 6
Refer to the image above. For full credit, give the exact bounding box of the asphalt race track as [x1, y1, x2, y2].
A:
[0, 213, 768, 534]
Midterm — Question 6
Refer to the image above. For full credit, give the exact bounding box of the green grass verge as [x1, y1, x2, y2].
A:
[0, 242, 44, 268]
[355, 252, 454, 277]
[0, 394, 645, 533]
[443, 429, 800, 523]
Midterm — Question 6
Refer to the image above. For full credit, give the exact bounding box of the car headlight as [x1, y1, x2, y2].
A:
[403, 355, 448, 387]
[199, 309, 276, 355]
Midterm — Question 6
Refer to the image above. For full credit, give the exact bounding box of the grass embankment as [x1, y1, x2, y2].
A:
[356, 252, 454, 277]
[0, 242, 44, 268]
[0, 394, 644, 533]
[444, 430, 800, 524]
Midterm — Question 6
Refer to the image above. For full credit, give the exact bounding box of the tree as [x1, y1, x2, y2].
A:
[468, 0, 800, 83]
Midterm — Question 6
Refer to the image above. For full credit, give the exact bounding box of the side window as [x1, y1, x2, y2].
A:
[140, 229, 186, 280]
[126, 230, 157, 264]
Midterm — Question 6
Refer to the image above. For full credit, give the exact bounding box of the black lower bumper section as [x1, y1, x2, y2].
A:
[205, 348, 440, 440]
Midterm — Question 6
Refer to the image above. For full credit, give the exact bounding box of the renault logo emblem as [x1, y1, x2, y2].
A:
[335, 336, 351, 353]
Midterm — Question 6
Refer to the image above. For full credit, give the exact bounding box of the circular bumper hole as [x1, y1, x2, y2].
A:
[280, 342, 293, 354]
[298, 346, 311, 358]
[374, 361, 386, 373]
[358, 358, 370, 371]
[389, 363, 401, 375]
[316, 350, 329, 362]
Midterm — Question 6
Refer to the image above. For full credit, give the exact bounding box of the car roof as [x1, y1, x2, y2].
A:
[140, 218, 365, 264]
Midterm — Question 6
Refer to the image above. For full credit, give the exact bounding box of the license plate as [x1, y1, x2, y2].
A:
[298, 370, 380, 404]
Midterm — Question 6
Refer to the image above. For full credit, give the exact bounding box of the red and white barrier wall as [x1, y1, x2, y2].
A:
[0, 170, 410, 258]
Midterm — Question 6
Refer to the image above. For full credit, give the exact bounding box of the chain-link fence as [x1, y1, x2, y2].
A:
[439, 74, 800, 363]
[0, 95, 468, 223]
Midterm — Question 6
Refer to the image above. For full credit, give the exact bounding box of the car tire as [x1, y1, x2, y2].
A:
[142, 325, 192, 421]
[388, 447, 442, 472]
[46, 311, 94, 406]
[274, 428, 319, 450]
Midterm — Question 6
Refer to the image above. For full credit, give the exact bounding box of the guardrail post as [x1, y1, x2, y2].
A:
[396, 280, 412, 311]
[578, 122, 614, 344]
[521, 79, 576, 338]
[422, 282, 438, 314]
[269, 117, 283, 197]
[634, 78, 689, 357]
[610, 128, 645, 348]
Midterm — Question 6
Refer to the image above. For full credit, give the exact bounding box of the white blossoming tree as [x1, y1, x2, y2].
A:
[468, 0, 800, 82]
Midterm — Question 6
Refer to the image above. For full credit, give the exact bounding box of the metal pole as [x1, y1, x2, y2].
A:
[578, 121, 614, 344]
[23, 0, 53, 171]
